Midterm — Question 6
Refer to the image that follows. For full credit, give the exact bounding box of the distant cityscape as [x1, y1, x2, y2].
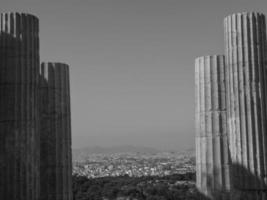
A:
[72, 147, 195, 178]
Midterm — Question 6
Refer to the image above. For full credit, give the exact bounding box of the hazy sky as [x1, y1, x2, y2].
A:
[1, 0, 267, 150]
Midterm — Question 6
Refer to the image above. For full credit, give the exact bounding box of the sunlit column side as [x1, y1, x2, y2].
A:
[224, 12, 267, 199]
[195, 55, 230, 200]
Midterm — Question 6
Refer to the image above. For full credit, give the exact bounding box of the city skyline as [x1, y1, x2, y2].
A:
[2, 0, 267, 150]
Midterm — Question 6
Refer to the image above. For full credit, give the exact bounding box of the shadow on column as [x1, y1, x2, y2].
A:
[198, 164, 267, 200]
[229, 163, 267, 200]
[0, 32, 39, 199]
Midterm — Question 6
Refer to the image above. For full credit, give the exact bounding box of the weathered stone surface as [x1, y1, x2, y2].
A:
[195, 55, 231, 200]
[224, 12, 267, 199]
[0, 13, 40, 200]
[39, 62, 72, 200]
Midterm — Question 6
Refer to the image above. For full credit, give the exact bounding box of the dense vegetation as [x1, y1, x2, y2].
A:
[72, 173, 207, 200]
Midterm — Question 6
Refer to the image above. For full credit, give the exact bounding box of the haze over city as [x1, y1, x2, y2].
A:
[2, 0, 267, 150]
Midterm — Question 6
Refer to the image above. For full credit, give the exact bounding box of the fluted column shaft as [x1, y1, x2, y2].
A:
[195, 55, 230, 199]
[224, 12, 267, 199]
[0, 13, 40, 200]
[39, 62, 72, 200]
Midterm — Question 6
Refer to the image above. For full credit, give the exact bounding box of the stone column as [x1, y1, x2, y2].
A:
[39, 62, 72, 200]
[224, 12, 267, 199]
[195, 55, 230, 199]
[0, 13, 40, 200]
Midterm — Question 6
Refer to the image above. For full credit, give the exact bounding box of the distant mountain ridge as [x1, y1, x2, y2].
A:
[72, 145, 195, 162]
[73, 145, 159, 154]
[72, 145, 160, 162]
